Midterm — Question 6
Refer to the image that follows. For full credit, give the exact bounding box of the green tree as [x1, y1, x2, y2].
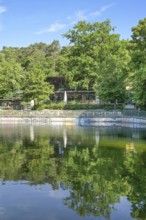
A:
[130, 17, 146, 109]
[0, 50, 24, 98]
[18, 43, 50, 76]
[48, 40, 61, 75]
[18, 41, 62, 77]
[23, 66, 54, 109]
[55, 46, 71, 77]
[63, 20, 130, 103]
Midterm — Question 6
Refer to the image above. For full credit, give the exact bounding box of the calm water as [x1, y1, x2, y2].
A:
[0, 123, 146, 220]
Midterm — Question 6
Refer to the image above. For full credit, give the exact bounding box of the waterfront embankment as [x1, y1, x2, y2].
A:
[0, 109, 146, 127]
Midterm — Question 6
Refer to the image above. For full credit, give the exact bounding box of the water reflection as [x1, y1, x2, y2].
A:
[0, 124, 146, 220]
[30, 125, 35, 141]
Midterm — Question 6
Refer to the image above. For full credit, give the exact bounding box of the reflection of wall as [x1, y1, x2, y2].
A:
[0, 124, 146, 149]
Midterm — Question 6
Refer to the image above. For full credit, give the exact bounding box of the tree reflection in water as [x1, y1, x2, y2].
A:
[0, 124, 146, 219]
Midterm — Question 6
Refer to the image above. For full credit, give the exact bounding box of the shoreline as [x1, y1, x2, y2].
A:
[0, 109, 146, 127]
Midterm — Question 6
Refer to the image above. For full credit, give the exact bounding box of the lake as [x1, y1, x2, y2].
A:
[0, 123, 146, 220]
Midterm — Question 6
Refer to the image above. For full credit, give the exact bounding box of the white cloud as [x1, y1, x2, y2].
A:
[48, 190, 68, 199]
[67, 10, 87, 25]
[35, 3, 115, 35]
[36, 22, 67, 35]
[67, 4, 115, 25]
[75, 10, 87, 21]
[89, 3, 116, 18]
[0, 6, 6, 14]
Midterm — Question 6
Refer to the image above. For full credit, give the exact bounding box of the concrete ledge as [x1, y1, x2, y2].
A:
[0, 116, 146, 127]
[0, 110, 122, 118]
[76, 117, 146, 127]
[0, 110, 146, 127]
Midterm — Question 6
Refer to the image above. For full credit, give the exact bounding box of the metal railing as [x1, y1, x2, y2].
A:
[123, 110, 146, 118]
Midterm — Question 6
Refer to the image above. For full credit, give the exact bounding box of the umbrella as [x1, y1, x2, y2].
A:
[63, 91, 67, 104]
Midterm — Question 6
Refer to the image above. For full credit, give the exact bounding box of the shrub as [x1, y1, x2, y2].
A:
[45, 102, 124, 110]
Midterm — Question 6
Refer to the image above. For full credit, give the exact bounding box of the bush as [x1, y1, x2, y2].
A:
[45, 102, 124, 110]
[46, 102, 64, 110]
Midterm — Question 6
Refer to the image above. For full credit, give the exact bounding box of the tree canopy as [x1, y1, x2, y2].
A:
[130, 18, 146, 108]
[64, 20, 130, 103]
[0, 17, 146, 109]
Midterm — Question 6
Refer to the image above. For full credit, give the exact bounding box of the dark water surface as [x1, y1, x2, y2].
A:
[0, 123, 146, 220]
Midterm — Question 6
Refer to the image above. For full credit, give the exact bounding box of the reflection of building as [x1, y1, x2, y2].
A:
[48, 76, 96, 103]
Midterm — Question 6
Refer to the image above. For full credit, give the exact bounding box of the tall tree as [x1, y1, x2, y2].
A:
[130, 17, 146, 109]
[23, 65, 54, 109]
[48, 40, 61, 75]
[55, 46, 71, 77]
[0, 50, 24, 98]
[63, 20, 130, 103]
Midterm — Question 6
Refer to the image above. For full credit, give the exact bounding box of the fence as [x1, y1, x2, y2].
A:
[123, 110, 146, 118]
[0, 109, 146, 118]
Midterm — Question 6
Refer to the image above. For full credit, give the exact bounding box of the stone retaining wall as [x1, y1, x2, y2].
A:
[0, 110, 146, 127]
[0, 110, 122, 118]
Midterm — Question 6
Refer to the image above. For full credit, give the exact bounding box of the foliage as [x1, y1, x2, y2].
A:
[45, 102, 124, 110]
[63, 20, 130, 103]
[0, 50, 25, 98]
[18, 41, 61, 77]
[0, 125, 146, 219]
[46, 102, 65, 109]
[0, 17, 146, 108]
[130, 17, 146, 109]
[23, 67, 54, 109]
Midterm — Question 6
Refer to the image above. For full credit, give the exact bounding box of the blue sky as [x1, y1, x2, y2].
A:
[0, 0, 146, 49]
